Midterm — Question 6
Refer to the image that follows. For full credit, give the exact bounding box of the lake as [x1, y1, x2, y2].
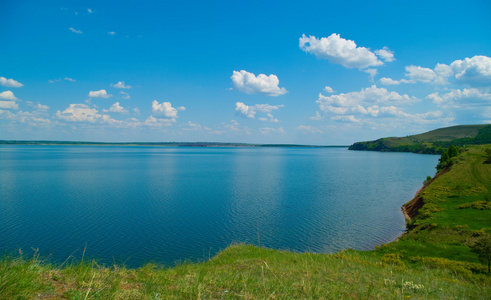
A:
[0, 145, 438, 267]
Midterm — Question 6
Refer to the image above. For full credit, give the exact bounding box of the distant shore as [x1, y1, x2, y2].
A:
[0, 140, 348, 148]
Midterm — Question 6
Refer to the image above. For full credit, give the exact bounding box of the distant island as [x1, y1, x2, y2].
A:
[349, 124, 491, 154]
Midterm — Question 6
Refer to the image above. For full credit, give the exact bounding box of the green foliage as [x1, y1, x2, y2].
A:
[470, 235, 491, 273]
[458, 201, 491, 210]
[485, 148, 491, 164]
[408, 256, 487, 277]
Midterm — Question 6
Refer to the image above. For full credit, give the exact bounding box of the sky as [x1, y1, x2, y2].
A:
[1, 0, 491, 145]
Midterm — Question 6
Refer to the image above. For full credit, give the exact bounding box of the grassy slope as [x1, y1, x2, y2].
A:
[2, 145, 491, 299]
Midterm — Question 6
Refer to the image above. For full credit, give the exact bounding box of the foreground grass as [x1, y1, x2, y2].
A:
[2, 245, 490, 299]
[2, 145, 491, 299]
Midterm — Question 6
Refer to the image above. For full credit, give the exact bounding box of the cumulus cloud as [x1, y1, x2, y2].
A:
[324, 86, 335, 93]
[0, 110, 51, 126]
[151, 100, 185, 118]
[56, 104, 120, 124]
[0, 101, 18, 110]
[396, 56, 491, 86]
[235, 102, 283, 122]
[316, 85, 421, 123]
[405, 65, 437, 83]
[299, 33, 386, 69]
[112, 81, 131, 89]
[0, 91, 18, 101]
[88, 89, 112, 98]
[231, 70, 287, 96]
[69, 27, 82, 34]
[103, 102, 129, 113]
[427, 88, 491, 107]
[375, 47, 395, 62]
[297, 125, 323, 134]
[0, 77, 23, 88]
[450, 55, 491, 86]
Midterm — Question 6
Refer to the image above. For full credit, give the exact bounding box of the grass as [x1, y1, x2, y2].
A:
[1, 145, 491, 299]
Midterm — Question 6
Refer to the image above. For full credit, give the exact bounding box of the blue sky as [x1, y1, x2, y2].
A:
[1, 0, 490, 145]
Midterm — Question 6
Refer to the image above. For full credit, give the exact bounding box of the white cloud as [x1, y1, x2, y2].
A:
[231, 70, 287, 96]
[56, 104, 120, 125]
[0, 101, 18, 110]
[26, 101, 49, 111]
[112, 81, 131, 89]
[311, 111, 322, 121]
[69, 27, 82, 34]
[397, 56, 491, 86]
[331, 115, 360, 122]
[379, 77, 414, 85]
[0, 91, 18, 101]
[49, 77, 76, 83]
[108, 31, 116, 36]
[133, 107, 140, 115]
[143, 115, 176, 128]
[297, 125, 323, 134]
[379, 77, 401, 85]
[405, 65, 437, 83]
[324, 86, 335, 93]
[427, 88, 491, 107]
[316, 85, 420, 123]
[103, 102, 129, 113]
[87, 8, 93, 14]
[375, 47, 395, 62]
[235, 102, 283, 122]
[151, 100, 184, 118]
[259, 127, 285, 135]
[0, 77, 23, 88]
[182, 121, 211, 131]
[89, 89, 112, 98]
[120, 91, 130, 99]
[0, 110, 51, 126]
[364, 68, 378, 81]
[299, 33, 385, 69]
[450, 55, 491, 86]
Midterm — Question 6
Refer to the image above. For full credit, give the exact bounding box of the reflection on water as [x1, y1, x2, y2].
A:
[0, 146, 438, 267]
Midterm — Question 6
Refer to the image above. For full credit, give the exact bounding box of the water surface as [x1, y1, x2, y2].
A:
[0, 146, 438, 267]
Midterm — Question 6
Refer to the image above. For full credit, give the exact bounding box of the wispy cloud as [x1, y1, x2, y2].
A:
[235, 102, 283, 122]
[69, 27, 82, 34]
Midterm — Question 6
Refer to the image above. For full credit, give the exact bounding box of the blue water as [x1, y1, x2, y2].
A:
[0, 146, 438, 267]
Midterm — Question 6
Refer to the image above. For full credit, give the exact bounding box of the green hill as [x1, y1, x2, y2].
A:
[349, 124, 491, 154]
